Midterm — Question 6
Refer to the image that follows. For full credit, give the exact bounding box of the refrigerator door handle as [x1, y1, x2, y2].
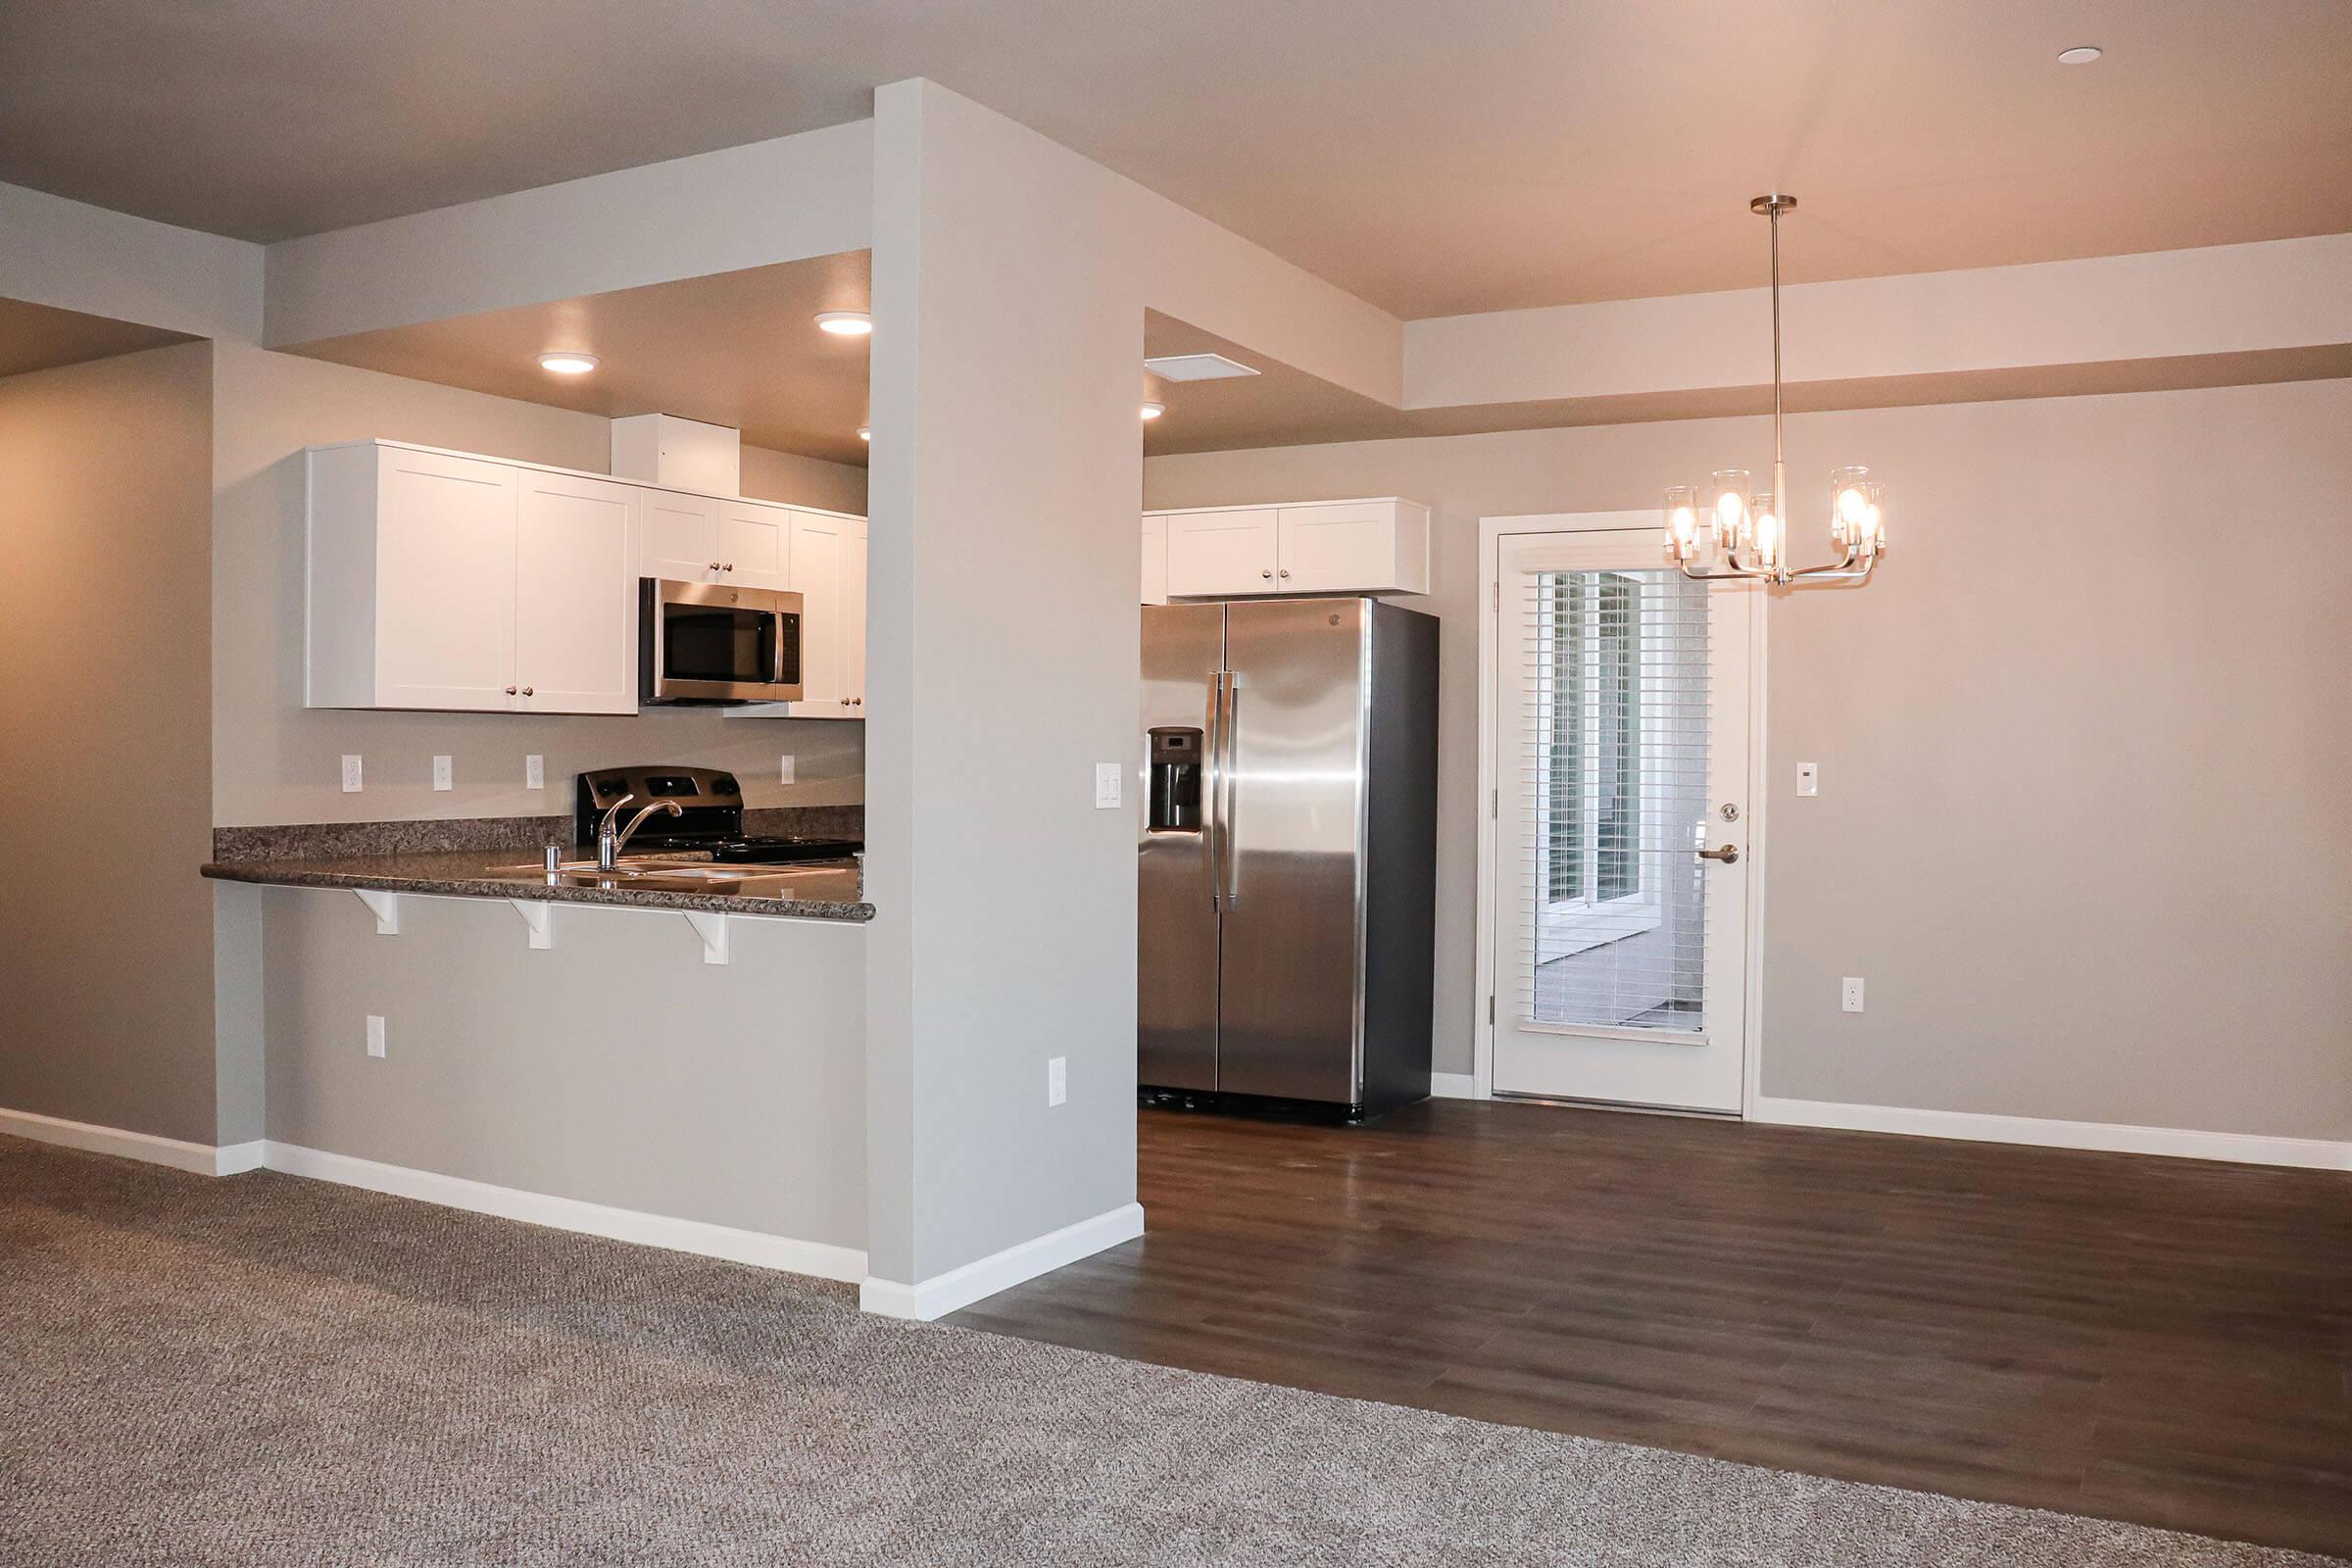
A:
[1205, 669, 1227, 909]
[1219, 673, 1241, 907]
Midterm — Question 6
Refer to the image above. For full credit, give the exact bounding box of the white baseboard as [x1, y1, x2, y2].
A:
[214, 1139, 268, 1176]
[261, 1142, 868, 1282]
[0, 1105, 255, 1177]
[1751, 1097, 2352, 1172]
[1428, 1072, 1482, 1101]
[859, 1200, 1146, 1322]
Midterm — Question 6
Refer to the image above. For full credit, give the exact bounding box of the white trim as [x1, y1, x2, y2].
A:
[263, 1142, 868, 1281]
[215, 1139, 268, 1175]
[858, 1201, 1147, 1322]
[1428, 1072, 1482, 1101]
[1752, 1098, 2352, 1173]
[0, 1105, 253, 1177]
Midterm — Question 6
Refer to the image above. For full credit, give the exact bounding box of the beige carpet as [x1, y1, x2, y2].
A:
[1, 1134, 2341, 1567]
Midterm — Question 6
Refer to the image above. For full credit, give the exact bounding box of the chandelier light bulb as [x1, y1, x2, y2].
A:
[1838, 487, 1869, 524]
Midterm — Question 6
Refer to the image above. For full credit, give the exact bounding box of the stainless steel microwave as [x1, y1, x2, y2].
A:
[640, 579, 803, 705]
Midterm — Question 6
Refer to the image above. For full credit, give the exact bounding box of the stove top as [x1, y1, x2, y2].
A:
[574, 764, 859, 862]
[710, 836, 862, 864]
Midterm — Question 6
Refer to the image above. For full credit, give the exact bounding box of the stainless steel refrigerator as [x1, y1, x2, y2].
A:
[1139, 596, 1438, 1118]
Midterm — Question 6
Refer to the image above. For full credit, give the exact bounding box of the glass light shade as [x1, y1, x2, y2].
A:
[1662, 486, 1699, 560]
[1753, 498, 1781, 568]
[1859, 481, 1886, 554]
[1709, 469, 1751, 545]
[1830, 466, 1872, 545]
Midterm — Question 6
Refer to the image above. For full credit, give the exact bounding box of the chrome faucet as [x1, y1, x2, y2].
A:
[596, 795, 683, 869]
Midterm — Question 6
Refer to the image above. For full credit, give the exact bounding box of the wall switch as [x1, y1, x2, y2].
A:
[1094, 762, 1123, 809]
[432, 756, 454, 791]
[1048, 1055, 1068, 1106]
[340, 755, 364, 793]
[1796, 761, 1820, 798]
[525, 755, 545, 790]
[778, 754, 797, 785]
[1841, 976, 1866, 1013]
[366, 1014, 387, 1057]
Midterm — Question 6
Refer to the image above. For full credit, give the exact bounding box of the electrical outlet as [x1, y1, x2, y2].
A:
[341, 755, 364, 793]
[1094, 762, 1123, 809]
[1796, 761, 1820, 798]
[525, 755, 545, 790]
[1841, 976, 1866, 1013]
[1048, 1055, 1067, 1106]
[779, 754, 796, 785]
[432, 756, 454, 791]
[366, 1014, 387, 1057]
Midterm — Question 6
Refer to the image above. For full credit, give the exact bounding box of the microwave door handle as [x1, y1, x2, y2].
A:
[773, 612, 787, 688]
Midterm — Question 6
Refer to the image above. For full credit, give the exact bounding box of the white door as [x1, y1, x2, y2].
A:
[374, 448, 517, 710]
[716, 499, 792, 590]
[1276, 502, 1392, 592]
[1164, 508, 1278, 596]
[1488, 524, 1753, 1113]
[514, 471, 639, 714]
[788, 510, 853, 715]
[638, 490, 720, 583]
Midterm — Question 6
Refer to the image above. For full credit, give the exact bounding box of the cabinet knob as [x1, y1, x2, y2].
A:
[504, 686, 517, 696]
[709, 562, 723, 572]
[1260, 568, 1273, 579]
[852, 698, 862, 707]
[521, 686, 534, 697]
[724, 563, 735, 572]
[1279, 568, 1291, 579]
[840, 698, 851, 707]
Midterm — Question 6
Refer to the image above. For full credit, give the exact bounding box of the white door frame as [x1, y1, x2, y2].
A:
[1470, 511, 1770, 1114]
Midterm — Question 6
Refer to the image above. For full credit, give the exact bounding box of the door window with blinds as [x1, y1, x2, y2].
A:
[1519, 565, 1711, 1034]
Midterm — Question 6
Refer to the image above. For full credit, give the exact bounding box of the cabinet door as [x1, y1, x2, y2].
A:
[1140, 514, 1169, 605]
[844, 517, 867, 712]
[1276, 502, 1397, 592]
[638, 490, 720, 582]
[1164, 508, 1279, 597]
[514, 470, 639, 714]
[374, 448, 518, 710]
[788, 510, 853, 714]
[717, 499, 792, 590]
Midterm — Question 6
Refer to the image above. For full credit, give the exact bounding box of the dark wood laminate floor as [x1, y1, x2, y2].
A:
[953, 1101, 2352, 1557]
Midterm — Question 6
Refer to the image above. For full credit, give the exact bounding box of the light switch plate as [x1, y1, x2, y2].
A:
[432, 756, 454, 791]
[1094, 762, 1123, 809]
[366, 1014, 387, 1057]
[1796, 762, 1820, 798]
[779, 754, 797, 785]
[1841, 977, 1865, 1013]
[525, 755, 545, 790]
[341, 755, 364, 793]
[1048, 1055, 1068, 1106]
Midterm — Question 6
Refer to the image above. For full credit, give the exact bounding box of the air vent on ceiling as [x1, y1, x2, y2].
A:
[1143, 352, 1261, 382]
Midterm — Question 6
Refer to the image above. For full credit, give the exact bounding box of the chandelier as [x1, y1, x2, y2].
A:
[1664, 194, 1885, 586]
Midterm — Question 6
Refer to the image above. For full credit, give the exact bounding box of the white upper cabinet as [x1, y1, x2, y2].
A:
[638, 489, 724, 583]
[787, 509, 864, 717]
[308, 442, 637, 714]
[513, 469, 639, 714]
[1148, 498, 1430, 599]
[1140, 512, 1169, 606]
[1163, 507, 1279, 597]
[716, 498, 792, 590]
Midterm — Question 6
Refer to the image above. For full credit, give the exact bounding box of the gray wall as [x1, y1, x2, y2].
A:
[1146, 377, 2352, 1143]
[257, 885, 866, 1247]
[0, 341, 220, 1143]
[211, 340, 868, 829]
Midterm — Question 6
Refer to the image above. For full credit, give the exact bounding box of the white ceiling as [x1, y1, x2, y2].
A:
[3, 1, 2347, 318]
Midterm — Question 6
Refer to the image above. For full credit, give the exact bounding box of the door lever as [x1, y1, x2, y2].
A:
[1695, 843, 1740, 864]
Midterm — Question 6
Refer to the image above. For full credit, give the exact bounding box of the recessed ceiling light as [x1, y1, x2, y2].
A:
[1140, 401, 1166, 421]
[857, 424, 871, 442]
[536, 351, 599, 375]
[2057, 45, 2102, 64]
[815, 311, 873, 336]
[1143, 352, 1260, 382]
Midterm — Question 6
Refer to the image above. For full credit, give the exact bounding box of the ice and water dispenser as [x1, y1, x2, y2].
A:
[1146, 726, 1204, 833]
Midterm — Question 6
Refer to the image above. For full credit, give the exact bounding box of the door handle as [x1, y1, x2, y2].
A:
[1204, 671, 1226, 909]
[1695, 844, 1740, 864]
[1219, 674, 1240, 907]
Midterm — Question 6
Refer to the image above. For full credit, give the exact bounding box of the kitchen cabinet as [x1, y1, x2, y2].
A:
[1140, 512, 1169, 606]
[716, 499, 793, 591]
[640, 490, 792, 590]
[786, 509, 866, 717]
[1147, 498, 1431, 599]
[307, 442, 638, 713]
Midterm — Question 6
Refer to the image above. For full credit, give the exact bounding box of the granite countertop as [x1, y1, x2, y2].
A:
[202, 816, 872, 922]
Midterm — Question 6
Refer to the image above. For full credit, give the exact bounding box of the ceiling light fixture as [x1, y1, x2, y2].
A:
[535, 351, 599, 375]
[1663, 195, 1886, 586]
[1143, 352, 1260, 382]
[814, 312, 873, 336]
[2057, 44, 2103, 64]
[857, 424, 871, 442]
[1140, 401, 1166, 421]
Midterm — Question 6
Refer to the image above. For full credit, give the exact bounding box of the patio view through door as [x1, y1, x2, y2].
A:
[1488, 522, 1753, 1113]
